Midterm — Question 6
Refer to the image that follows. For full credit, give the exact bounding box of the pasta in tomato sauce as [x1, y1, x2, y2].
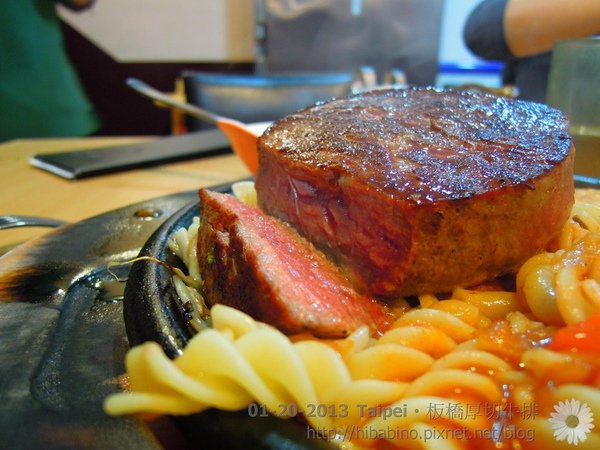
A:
[104, 184, 600, 449]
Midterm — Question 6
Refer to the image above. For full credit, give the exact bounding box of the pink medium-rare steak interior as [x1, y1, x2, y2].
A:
[255, 87, 575, 297]
[196, 189, 393, 338]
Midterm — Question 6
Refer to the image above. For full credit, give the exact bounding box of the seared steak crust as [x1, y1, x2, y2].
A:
[256, 87, 574, 297]
[197, 189, 393, 338]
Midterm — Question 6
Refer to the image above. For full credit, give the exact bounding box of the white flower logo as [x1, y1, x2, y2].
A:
[549, 399, 595, 445]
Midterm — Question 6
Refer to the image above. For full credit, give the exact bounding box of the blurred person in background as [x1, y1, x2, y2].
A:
[464, 0, 600, 103]
[0, 0, 99, 142]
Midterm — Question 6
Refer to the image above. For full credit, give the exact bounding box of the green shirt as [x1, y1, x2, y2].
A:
[0, 0, 99, 141]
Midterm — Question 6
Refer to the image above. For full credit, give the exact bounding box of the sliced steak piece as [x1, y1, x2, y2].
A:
[196, 189, 393, 338]
[256, 87, 574, 297]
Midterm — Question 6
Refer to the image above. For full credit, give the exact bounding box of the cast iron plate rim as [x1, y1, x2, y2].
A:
[123, 198, 199, 357]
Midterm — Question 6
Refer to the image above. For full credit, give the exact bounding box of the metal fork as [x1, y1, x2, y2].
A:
[0, 215, 67, 230]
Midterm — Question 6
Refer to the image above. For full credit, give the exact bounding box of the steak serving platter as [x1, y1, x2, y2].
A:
[0, 176, 598, 449]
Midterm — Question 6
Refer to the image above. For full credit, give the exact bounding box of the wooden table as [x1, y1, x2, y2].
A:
[0, 136, 250, 254]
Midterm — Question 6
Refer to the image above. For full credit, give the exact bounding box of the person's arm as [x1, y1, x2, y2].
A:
[504, 0, 600, 57]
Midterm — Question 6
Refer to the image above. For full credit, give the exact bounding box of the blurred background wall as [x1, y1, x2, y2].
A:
[59, 0, 256, 136]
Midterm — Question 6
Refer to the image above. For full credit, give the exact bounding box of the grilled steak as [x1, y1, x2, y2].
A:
[197, 189, 393, 338]
[256, 87, 574, 297]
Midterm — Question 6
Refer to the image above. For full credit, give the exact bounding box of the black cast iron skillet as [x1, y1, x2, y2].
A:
[124, 175, 600, 449]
